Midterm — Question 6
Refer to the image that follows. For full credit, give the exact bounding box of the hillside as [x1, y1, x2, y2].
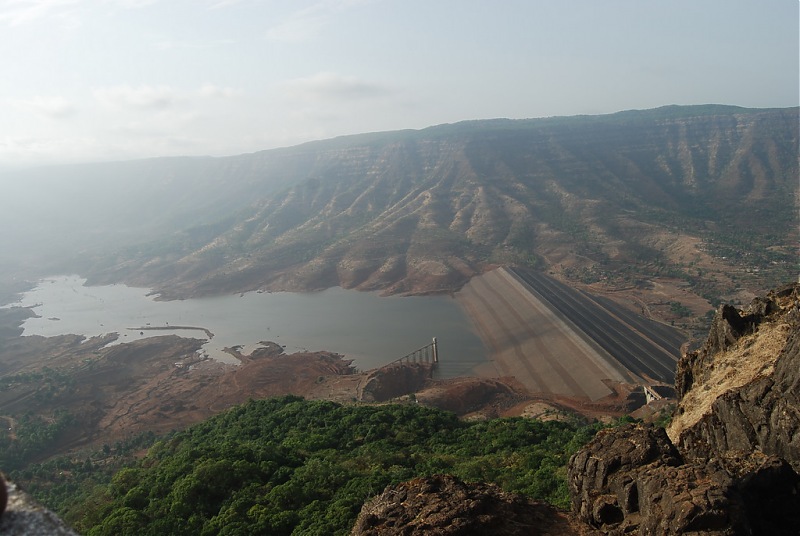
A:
[21, 397, 598, 535]
[60, 105, 798, 329]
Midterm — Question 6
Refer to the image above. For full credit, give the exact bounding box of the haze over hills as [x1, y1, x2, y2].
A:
[2, 105, 798, 328]
[0, 152, 320, 267]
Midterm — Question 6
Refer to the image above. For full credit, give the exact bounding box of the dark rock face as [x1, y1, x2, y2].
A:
[358, 363, 433, 402]
[0, 473, 6, 518]
[720, 453, 800, 535]
[674, 283, 800, 472]
[674, 283, 797, 400]
[676, 328, 800, 473]
[569, 424, 800, 535]
[0, 479, 79, 536]
[351, 474, 598, 536]
[569, 283, 800, 535]
[570, 425, 736, 534]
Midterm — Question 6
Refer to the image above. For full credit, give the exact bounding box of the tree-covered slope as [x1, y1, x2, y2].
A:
[65, 396, 597, 535]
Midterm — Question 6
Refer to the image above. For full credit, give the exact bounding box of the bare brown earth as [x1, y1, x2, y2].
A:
[0, 332, 362, 453]
[0, 330, 639, 461]
[0, 265, 688, 463]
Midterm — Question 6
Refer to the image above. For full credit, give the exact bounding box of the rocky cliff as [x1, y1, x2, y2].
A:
[568, 423, 799, 535]
[670, 283, 800, 471]
[568, 283, 800, 534]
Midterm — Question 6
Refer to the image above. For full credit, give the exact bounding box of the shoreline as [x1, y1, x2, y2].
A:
[128, 325, 215, 339]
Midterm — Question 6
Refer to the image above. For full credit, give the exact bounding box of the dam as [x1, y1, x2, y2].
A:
[454, 267, 683, 401]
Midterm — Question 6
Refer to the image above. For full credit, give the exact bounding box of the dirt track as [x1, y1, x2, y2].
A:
[455, 267, 637, 401]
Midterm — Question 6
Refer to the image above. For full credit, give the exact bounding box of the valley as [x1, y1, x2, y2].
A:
[0, 105, 797, 533]
[2, 106, 796, 335]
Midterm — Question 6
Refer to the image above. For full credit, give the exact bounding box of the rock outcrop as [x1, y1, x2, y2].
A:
[0, 479, 79, 536]
[671, 283, 800, 472]
[673, 286, 792, 400]
[568, 283, 800, 535]
[351, 474, 597, 536]
[568, 424, 800, 535]
[358, 363, 434, 402]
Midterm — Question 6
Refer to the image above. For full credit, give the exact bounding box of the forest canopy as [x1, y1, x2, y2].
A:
[61, 396, 599, 535]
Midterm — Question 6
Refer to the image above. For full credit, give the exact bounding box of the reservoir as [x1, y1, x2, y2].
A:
[3, 275, 487, 376]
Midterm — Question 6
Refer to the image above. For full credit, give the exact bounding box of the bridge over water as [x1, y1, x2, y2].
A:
[387, 337, 439, 367]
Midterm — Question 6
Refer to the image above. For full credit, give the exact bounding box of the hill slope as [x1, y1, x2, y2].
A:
[53, 397, 596, 535]
[2, 106, 796, 326]
[78, 106, 798, 315]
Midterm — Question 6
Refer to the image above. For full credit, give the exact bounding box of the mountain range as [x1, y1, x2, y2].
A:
[2, 105, 797, 326]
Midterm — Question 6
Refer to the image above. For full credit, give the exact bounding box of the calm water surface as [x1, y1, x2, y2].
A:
[4, 275, 487, 376]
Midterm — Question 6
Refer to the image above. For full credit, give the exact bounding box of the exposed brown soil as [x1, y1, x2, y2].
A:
[0, 332, 357, 455]
[0, 323, 643, 462]
[1, 264, 687, 464]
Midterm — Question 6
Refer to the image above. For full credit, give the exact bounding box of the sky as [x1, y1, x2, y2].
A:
[0, 0, 797, 167]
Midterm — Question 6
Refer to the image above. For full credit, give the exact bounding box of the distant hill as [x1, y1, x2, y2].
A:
[2, 105, 797, 323]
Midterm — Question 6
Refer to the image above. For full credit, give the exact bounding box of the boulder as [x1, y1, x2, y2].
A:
[0, 479, 79, 536]
[351, 474, 598, 536]
[569, 425, 740, 534]
[358, 362, 433, 402]
[569, 423, 800, 535]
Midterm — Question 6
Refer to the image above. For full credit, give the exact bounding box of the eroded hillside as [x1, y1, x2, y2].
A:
[78, 106, 798, 328]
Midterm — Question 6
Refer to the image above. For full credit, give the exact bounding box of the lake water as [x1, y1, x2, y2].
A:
[2, 275, 487, 376]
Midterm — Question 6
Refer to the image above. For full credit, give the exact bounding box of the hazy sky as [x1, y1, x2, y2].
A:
[1, 0, 797, 167]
